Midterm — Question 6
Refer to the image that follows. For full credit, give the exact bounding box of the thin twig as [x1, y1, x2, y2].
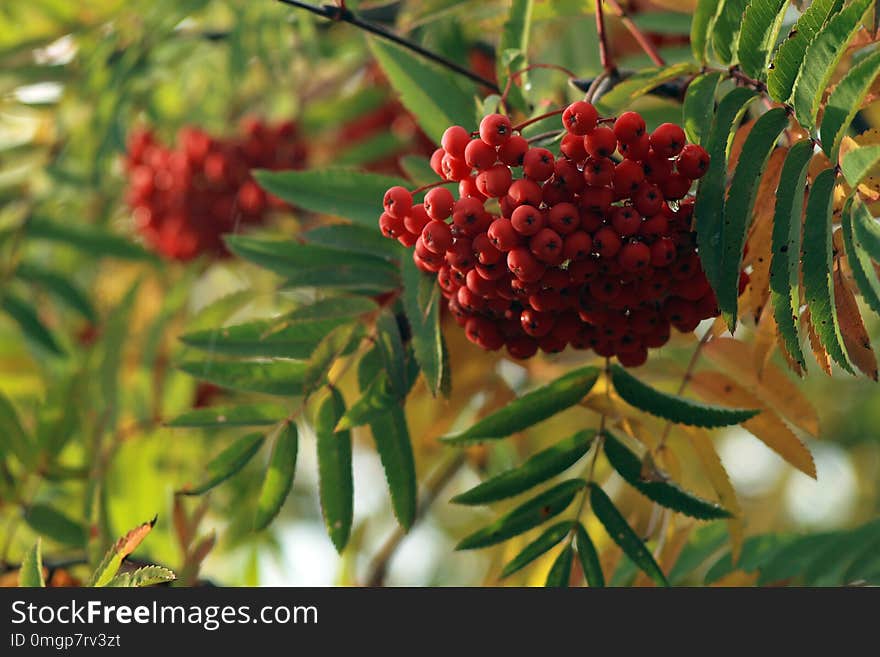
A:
[594, 0, 615, 73]
[365, 450, 467, 587]
[655, 330, 712, 454]
[276, 0, 500, 93]
[603, 0, 665, 67]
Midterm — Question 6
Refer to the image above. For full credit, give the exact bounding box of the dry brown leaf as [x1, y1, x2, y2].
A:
[689, 371, 817, 478]
[834, 261, 878, 379]
[727, 120, 754, 174]
[803, 307, 833, 375]
[682, 427, 744, 563]
[702, 337, 819, 436]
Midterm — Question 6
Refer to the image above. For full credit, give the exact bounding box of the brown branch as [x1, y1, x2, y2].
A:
[276, 0, 501, 93]
[603, 0, 665, 67]
[595, 0, 616, 73]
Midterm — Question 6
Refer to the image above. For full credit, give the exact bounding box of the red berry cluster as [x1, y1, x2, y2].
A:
[378, 102, 714, 367]
[124, 118, 307, 260]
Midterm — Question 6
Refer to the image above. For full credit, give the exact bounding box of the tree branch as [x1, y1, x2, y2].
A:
[276, 0, 501, 93]
[603, 0, 665, 67]
[594, 0, 616, 73]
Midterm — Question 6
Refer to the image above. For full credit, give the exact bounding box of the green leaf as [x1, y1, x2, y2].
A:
[442, 367, 599, 444]
[711, 0, 750, 64]
[27, 216, 157, 261]
[451, 430, 596, 505]
[19, 540, 44, 587]
[304, 223, 402, 259]
[545, 544, 574, 587]
[177, 360, 307, 396]
[375, 308, 407, 399]
[285, 296, 378, 323]
[737, 0, 788, 80]
[0, 391, 31, 465]
[179, 432, 265, 496]
[315, 388, 353, 552]
[820, 48, 880, 159]
[802, 168, 853, 372]
[695, 87, 759, 291]
[767, 0, 844, 102]
[282, 266, 400, 293]
[253, 168, 407, 227]
[24, 504, 86, 547]
[108, 565, 176, 588]
[589, 483, 668, 587]
[401, 253, 446, 397]
[368, 37, 477, 143]
[1, 292, 64, 356]
[166, 403, 288, 429]
[603, 431, 731, 520]
[180, 317, 348, 358]
[301, 322, 363, 395]
[841, 145, 880, 187]
[769, 139, 813, 370]
[336, 371, 397, 431]
[691, 0, 722, 63]
[682, 72, 722, 145]
[609, 364, 759, 428]
[718, 107, 789, 329]
[226, 235, 397, 281]
[842, 199, 880, 316]
[399, 155, 437, 187]
[456, 479, 586, 550]
[15, 262, 96, 322]
[368, 406, 417, 529]
[792, 0, 872, 131]
[88, 519, 156, 587]
[501, 521, 573, 578]
[497, 0, 533, 114]
[596, 62, 697, 114]
[575, 524, 605, 587]
[851, 196, 880, 261]
[255, 422, 298, 531]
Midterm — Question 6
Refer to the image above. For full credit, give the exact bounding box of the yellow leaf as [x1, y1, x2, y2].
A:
[752, 304, 777, 377]
[688, 371, 816, 478]
[803, 307, 832, 375]
[834, 262, 878, 379]
[682, 427, 744, 563]
[703, 337, 819, 436]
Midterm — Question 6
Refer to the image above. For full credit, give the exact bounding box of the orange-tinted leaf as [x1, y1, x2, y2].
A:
[688, 371, 816, 478]
[703, 338, 819, 436]
[804, 307, 833, 375]
[752, 305, 777, 377]
[834, 262, 878, 379]
[88, 518, 157, 587]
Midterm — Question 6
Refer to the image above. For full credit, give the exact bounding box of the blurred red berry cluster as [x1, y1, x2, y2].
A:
[124, 118, 307, 260]
[380, 102, 718, 367]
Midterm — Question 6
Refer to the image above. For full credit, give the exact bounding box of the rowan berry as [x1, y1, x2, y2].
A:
[676, 144, 710, 179]
[613, 111, 647, 143]
[619, 133, 650, 161]
[583, 127, 617, 159]
[521, 308, 555, 337]
[466, 317, 504, 350]
[562, 101, 599, 135]
[498, 135, 529, 166]
[510, 205, 545, 235]
[583, 157, 614, 186]
[562, 231, 593, 261]
[650, 237, 677, 267]
[421, 220, 453, 254]
[507, 247, 546, 282]
[530, 228, 563, 263]
[618, 241, 651, 273]
[488, 218, 520, 251]
[507, 335, 539, 359]
[617, 345, 648, 367]
[508, 178, 543, 207]
[560, 133, 588, 161]
[383, 186, 412, 219]
[547, 202, 580, 235]
[464, 139, 497, 170]
[442, 125, 471, 159]
[424, 187, 455, 220]
[441, 153, 471, 181]
[523, 147, 556, 181]
[661, 172, 692, 200]
[649, 123, 686, 158]
[404, 203, 432, 234]
[593, 226, 623, 258]
[479, 113, 513, 147]
[476, 164, 513, 198]
[611, 206, 642, 237]
[613, 159, 646, 195]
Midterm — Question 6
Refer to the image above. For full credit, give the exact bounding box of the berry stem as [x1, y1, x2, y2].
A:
[511, 108, 565, 132]
[594, 0, 616, 74]
[275, 0, 501, 94]
[603, 0, 665, 68]
[411, 179, 456, 194]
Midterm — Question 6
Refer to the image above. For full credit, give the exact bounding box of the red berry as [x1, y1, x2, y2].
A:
[447, 238, 475, 270]
[383, 186, 412, 219]
[618, 241, 651, 272]
[547, 202, 580, 235]
[507, 178, 543, 207]
[593, 226, 622, 258]
[466, 317, 504, 350]
[612, 159, 646, 195]
[562, 101, 599, 135]
[560, 133, 588, 161]
[457, 286, 486, 313]
[464, 139, 497, 170]
[424, 187, 455, 220]
[650, 123, 686, 158]
[642, 150, 674, 184]
[613, 111, 647, 143]
[650, 237, 677, 267]
[466, 268, 496, 297]
[397, 231, 418, 247]
[498, 134, 529, 166]
[618, 345, 648, 367]
[459, 176, 487, 201]
[563, 231, 593, 261]
[404, 203, 432, 234]
[507, 335, 539, 359]
[472, 232, 502, 265]
[579, 186, 613, 215]
[520, 308, 555, 337]
[661, 172, 692, 200]
[510, 205, 545, 235]
[676, 144, 710, 179]
[379, 212, 405, 238]
[584, 127, 617, 158]
[619, 133, 650, 161]
[633, 183, 663, 216]
[553, 158, 585, 194]
[523, 147, 555, 181]
[583, 157, 614, 186]
[441, 153, 471, 180]
[479, 113, 513, 147]
[590, 278, 621, 303]
[441, 125, 471, 159]
[421, 220, 453, 253]
[476, 164, 513, 198]
[488, 217, 520, 251]
[529, 228, 563, 263]
[611, 206, 642, 237]
[507, 247, 546, 282]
